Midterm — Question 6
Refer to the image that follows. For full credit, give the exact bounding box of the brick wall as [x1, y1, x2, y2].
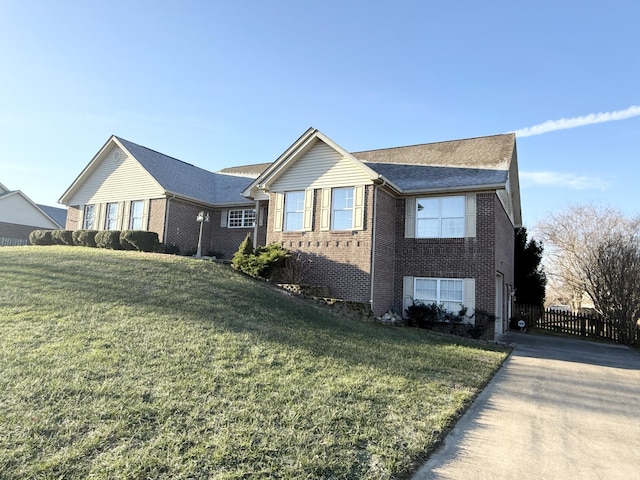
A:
[148, 198, 167, 243]
[209, 209, 254, 259]
[494, 194, 516, 330]
[0, 221, 40, 245]
[371, 188, 396, 315]
[164, 199, 212, 255]
[267, 186, 375, 304]
[393, 193, 498, 315]
[65, 206, 81, 230]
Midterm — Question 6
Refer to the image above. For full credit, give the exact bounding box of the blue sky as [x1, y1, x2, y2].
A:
[1, 1, 638, 231]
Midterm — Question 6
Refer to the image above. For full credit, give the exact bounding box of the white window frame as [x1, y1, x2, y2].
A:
[227, 209, 256, 228]
[331, 187, 355, 230]
[83, 204, 95, 230]
[129, 200, 144, 230]
[105, 202, 118, 230]
[284, 191, 305, 231]
[414, 277, 464, 313]
[415, 195, 465, 238]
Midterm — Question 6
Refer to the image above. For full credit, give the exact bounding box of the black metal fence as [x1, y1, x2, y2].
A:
[514, 303, 640, 345]
[0, 237, 28, 247]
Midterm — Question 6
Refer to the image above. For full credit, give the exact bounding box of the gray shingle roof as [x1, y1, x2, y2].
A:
[352, 133, 515, 170]
[366, 163, 508, 192]
[116, 137, 254, 206]
[37, 204, 67, 227]
[218, 163, 272, 178]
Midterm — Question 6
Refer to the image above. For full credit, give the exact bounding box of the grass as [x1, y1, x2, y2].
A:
[0, 246, 508, 479]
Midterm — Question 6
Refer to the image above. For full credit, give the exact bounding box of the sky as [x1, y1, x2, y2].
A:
[1, 1, 638, 234]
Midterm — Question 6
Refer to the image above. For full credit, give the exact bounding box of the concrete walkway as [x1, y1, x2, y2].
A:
[413, 332, 640, 480]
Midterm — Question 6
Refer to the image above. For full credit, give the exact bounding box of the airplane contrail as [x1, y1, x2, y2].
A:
[512, 105, 640, 137]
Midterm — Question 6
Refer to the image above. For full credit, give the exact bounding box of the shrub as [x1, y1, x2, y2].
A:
[232, 236, 290, 279]
[51, 230, 74, 245]
[160, 243, 180, 255]
[466, 309, 495, 338]
[95, 230, 122, 250]
[72, 230, 98, 247]
[29, 230, 54, 245]
[406, 302, 442, 329]
[120, 230, 159, 252]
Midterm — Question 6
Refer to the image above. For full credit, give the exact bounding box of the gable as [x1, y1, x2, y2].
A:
[65, 145, 165, 205]
[270, 141, 374, 192]
[0, 192, 60, 228]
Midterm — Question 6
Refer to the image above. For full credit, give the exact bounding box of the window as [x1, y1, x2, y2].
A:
[82, 205, 95, 229]
[105, 203, 118, 230]
[331, 187, 354, 230]
[129, 201, 144, 230]
[416, 196, 465, 238]
[228, 209, 256, 228]
[415, 278, 463, 312]
[284, 191, 305, 231]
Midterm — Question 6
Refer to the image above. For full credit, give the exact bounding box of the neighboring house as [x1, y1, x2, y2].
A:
[0, 182, 64, 246]
[59, 129, 522, 335]
[243, 128, 522, 335]
[59, 136, 267, 258]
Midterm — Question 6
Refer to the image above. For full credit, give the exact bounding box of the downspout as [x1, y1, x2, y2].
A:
[369, 176, 386, 314]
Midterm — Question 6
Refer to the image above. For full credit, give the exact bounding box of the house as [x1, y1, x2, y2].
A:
[60, 129, 521, 335]
[59, 136, 267, 258]
[0, 182, 64, 246]
[242, 128, 521, 335]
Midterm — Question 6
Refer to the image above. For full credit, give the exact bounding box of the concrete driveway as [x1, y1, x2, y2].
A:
[413, 332, 640, 480]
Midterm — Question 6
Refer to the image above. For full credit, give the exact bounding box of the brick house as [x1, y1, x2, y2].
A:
[242, 128, 522, 335]
[59, 129, 521, 335]
[59, 136, 267, 258]
[0, 182, 64, 246]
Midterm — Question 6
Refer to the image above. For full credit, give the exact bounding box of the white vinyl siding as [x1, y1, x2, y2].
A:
[129, 200, 144, 229]
[270, 142, 373, 191]
[67, 147, 164, 205]
[228, 209, 256, 228]
[83, 204, 96, 229]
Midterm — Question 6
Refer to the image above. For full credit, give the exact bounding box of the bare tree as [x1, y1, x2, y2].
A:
[536, 205, 640, 344]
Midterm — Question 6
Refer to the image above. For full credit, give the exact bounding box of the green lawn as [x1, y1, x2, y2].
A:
[0, 246, 508, 479]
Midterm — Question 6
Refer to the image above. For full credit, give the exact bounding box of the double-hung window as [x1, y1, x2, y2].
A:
[284, 191, 305, 231]
[105, 203, 118, 230]
[416, 196, 465, 238]
[415, 278, 464, 312]
[129, 200, 144, 230]
[228, 209, 256, 228]
[83, 205, 95, 229]
[331, 187, 354, 230]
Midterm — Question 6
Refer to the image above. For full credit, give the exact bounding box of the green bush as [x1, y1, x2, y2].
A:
[51, 230, 74, 245]
[29, 230, 54, 245]
[120, 230, 160, 252]
[161, 243, 180, 255]
[232, 236, 290, 279]
[406, 302, 443, 329]
[95, 230, 122, 250]
[72, 230, 98, 247]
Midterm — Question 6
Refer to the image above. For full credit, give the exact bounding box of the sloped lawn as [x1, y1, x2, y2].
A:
[0, 246, 508, 479]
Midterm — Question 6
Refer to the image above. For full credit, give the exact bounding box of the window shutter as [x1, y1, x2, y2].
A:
[320, 188, 331, 231]
[463, 278, 476, 319]
[303, 189, 314, 231]
[97, 203, 105, 230]
[273, 193, 284, 232]
[220, 209, 228, 228]
[353, 185, 365, 230]
[117, 202, 125, 230]
[402, 276, 415, 318]
[258, 207, 265, 227]
[405, 198, 415, 238]
[122, 201, 131, 230]
[465, 194, 476, 238]
[142, 200, 150, 230]
[78, 205, 85, 229]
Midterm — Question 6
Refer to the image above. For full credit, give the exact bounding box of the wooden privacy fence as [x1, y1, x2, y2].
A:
[514, 303, 640, 345]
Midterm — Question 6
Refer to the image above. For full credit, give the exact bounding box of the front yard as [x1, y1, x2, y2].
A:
[0, 246, 508, 479]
